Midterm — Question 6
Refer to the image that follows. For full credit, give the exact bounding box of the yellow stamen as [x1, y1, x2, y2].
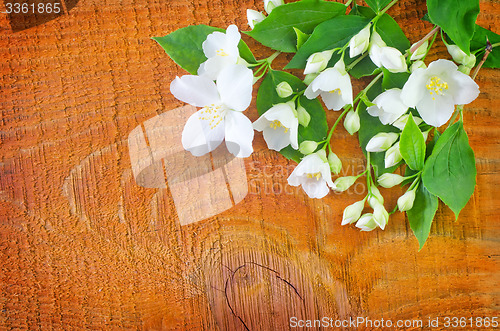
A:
[306, 172, 321, 180]
[269, 120, 289, 132]
[216, 49, 229, 57]
[426, 76, 448, 96]
[199, 104, 225, 129]
[329, 88, 342, 95]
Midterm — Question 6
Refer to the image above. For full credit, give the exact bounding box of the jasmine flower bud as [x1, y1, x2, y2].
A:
[246, 9, 265, 30]
[297, 105, 311, 127]
[446, 44, 476, 68]
[299, 140, 318, 155]
[264, 0, 284, 14]
[349, 25, 371, 58]
[355, 213, 377, 231]
[392, 114, 423, 130]
[365, 132, 399, 152]
[342, 200, 366, 225]
[276, 81, 293, 98]
[369, 185, 384, 204]
[377, 173, 405, 188]
[458, 65, 471, 75]
[397, 189, 416, 211]
[328, 152, 342, 174]
[384, 141, 403, 168]
[372, 204, 388, 230]
[410, 60, 427, 73]
[344, 110, 360, 135]
[304, 50, 334, 75]
[410, 40, 428, 61]
[334, 176, 357, 192]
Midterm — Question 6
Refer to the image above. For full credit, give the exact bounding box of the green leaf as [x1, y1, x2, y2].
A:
[400, 114, 426, 171]
[256, 70, 328, 162]
[426, 0, 480, 54]
[422, 122, 476, 219]
[349, 5, 376, 19]
[382, 69, 410, 89]
[246, 0, 346, 53]
[375, 14, 410, 52]
[348, 55, 379, 79]
[471, 24, 500, 69]
[294, 27, 310, 50]
[364, 0, 392, 13]
[286, 15, 370, 69]
[153, 25, 255, 75]
[407, 184, 439, 250]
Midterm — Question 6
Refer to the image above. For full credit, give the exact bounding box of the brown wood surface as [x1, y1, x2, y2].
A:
[0, 0, 499, 330]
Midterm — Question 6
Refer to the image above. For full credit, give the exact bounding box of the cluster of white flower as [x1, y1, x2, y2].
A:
[167, 0, 483, 233]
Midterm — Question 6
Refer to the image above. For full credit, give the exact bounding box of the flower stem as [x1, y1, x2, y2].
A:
[266, 51, 281, 65]
[409, 25, 440, 56]
[471, 40, 493, 80]
[324, 108, 351, 149]
[378, 0, 399, 16]
[366, 152, 372, 192]
[446, 105, 464, 128]
[344, 0, 353, 7]
[346, 53, 368, 71]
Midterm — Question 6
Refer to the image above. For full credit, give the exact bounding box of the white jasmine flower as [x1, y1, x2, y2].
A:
[410, 60, 427, 73]
[253, 101, 299, 151]
[342, 200, 366, 225]
[247, 9, 265, 29]
[304, 60, 353, 110]
[264, 0, 284, 13]
[171, 64, 254, 158]
[384, 141, 403, 168]
[377, 173, 405, 188]
[287, 151, 336, 199]
[344, 110, 360, 135]
[398, 189, 416, 211]
[369, 31, 407, 73]
[304, 50, 334, 75]
[365, 132, 399, 152]
[446, 44, 476, 68]
[401, 59, 480, 127]
[355, 213, 378, 231]
[391, 114, 423, 130]
[410, 40, 428, 61]
[198, 25, 242, 80]
[367, 88, 409, 125]
[349, 25, 371, 58]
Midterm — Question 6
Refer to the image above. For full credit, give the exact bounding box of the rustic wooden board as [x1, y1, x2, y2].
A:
[0, 0, 499, 329]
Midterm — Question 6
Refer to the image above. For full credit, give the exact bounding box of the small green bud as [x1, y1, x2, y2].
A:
[297, 105, 311, 127]
[334, 176, 357, 192]
[276, 81, 293, 98]
[344, 110, 360, 135]
[328, 152, 342, 175]
[299, 140, 318, 155]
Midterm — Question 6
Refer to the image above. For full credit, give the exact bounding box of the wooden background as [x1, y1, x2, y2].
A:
[0, 0, 499, 329]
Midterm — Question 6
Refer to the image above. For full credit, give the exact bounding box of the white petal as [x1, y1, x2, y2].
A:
[339, 74, 353, 106]
[217, 64, 253, 112]
[289, 119, 299, 149]
[450, 71, 480, 105]
[401, 68, 427, 107]
[224, 111, 254, 157]
[198, 56, 233, 80]
[182, 110, 225, 156]
[427, 58, 458, 74]
[262, 127, 292, 151]
[416, 94, 455, 127]
[302, 179, 330, 199]
[170, 75, 220, 107]
[321, 91, 346, 111]
[304, 84, 321, 99]
[369, 44, 383, 67]
[202, 26, 240, 59]
[379, 47, 407, 73]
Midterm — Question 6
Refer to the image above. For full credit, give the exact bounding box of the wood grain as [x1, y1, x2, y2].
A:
[0, 0, 499, 330]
